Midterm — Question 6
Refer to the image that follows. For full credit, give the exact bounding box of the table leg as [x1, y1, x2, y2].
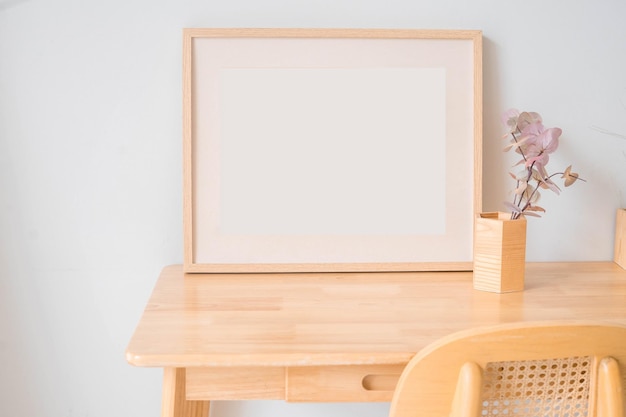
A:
[161, 367, 210, 417]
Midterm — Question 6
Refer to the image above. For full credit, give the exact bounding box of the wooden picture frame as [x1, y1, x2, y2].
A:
[183, 28, 482, 273]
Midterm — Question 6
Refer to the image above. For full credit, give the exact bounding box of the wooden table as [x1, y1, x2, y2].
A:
[125, 262, 626, 417]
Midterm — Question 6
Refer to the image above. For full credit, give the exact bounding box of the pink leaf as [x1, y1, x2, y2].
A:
[523, 211, 542, 217]
[503, 201, 522, 214]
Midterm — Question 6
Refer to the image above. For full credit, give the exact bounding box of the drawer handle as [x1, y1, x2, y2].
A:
[361, 374, 400, 392]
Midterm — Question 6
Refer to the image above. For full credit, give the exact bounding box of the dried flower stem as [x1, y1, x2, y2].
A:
[502, 109, 584, 220]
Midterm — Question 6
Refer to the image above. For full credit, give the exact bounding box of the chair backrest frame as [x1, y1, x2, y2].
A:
[389, 321, 626, 417]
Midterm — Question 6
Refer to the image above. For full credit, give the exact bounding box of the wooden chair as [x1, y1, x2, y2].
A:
[389, 321, 626, 417]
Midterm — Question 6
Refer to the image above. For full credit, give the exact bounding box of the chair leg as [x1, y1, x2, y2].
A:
[596, 357, 624, 417]
[161, 368, 210, 417]
[450, 362, 483, 417]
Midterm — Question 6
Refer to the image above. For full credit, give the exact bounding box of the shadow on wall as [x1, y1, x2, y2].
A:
[480, 36, 509, 212]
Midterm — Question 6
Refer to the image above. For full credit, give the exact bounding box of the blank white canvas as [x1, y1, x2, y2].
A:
[218, 68, 446, 236]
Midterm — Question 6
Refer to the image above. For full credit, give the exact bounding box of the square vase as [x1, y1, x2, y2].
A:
[614, 209, 626, 269]
[473, 212, 527, 293]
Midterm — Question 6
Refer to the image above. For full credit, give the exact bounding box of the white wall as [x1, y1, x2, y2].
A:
[1, 0, 625, 416]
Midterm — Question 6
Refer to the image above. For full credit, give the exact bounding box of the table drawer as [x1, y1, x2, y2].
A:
[186, 366, 286, 400]
[286, 364, 405, 402]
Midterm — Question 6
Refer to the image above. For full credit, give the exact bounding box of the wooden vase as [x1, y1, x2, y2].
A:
[614, 209, 626, 269]
[473, 212, 527, 293]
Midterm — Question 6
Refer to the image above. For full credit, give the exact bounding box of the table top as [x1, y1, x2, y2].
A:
[125, 262, 626, 368]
